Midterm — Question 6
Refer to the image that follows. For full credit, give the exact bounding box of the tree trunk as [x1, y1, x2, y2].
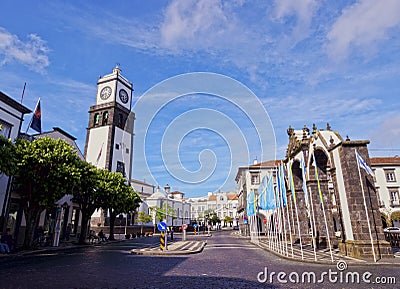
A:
[108, 211, 117, 240]
[23, 208, 42, 249]
[78, 212, 91, 244]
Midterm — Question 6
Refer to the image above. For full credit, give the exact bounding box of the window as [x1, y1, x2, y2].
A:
[116, 161, 126, 177]
[118, 113, 123, 127]
[390, 190, 399, 201]
[390, 190, 399, 205]
[386, 170, 396, 182]
[251, 174, 260, 185]
[126, 148, 129, 154]
[94, 113, 100, 125]
[102, 111, 109, 125]
[0, 120, 12, 138]
[115, 144, 120, 150]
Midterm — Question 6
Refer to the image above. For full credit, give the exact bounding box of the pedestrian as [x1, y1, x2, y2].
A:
[1, 228, 15, 253]
[98, 230, 107, 242]
[170, 227, 174, 241]
[65, 223, 72, 241]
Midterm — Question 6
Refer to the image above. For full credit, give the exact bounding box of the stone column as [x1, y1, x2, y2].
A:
[338, 141, 392, 259]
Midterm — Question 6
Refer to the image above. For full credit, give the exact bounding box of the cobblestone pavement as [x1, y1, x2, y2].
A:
[1, 230, 399, 288]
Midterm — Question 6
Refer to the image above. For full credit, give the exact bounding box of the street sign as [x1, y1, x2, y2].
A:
[263, 218, 267, 224]
[193, 223, 198, 229]
[182, 224, 188, 230]
[157, 221, 167, 232]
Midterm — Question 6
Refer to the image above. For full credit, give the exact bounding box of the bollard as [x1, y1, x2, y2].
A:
[160, 232, 165, 251]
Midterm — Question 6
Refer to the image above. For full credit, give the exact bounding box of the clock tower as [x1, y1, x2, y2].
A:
[84, 65, 135, 180]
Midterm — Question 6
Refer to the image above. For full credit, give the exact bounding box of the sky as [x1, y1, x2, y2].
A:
[1, 0, 400, 197]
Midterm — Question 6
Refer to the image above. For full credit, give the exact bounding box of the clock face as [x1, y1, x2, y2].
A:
[119, 89, 129, 104]
[100, 86, 112, 100]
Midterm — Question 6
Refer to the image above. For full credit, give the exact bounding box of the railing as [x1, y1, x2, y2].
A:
[385, 232, 400, 247]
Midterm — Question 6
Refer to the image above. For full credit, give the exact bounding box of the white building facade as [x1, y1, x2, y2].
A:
[188, 191, 239, 227]
[0, 91, 31, 234]
[235, 160, 279, 234]
[371, 156, 400, 227]
[138, 185, 191, 228]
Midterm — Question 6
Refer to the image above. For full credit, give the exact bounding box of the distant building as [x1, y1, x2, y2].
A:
[137, 185, 191, 228]
[371, 156, 400, 227]
[188, 191, 239, 227]
[235, 159, 280, 234]
[131, 179, 155, 198]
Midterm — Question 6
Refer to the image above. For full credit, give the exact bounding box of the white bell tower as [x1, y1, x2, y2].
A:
[84, 65, 135, 180]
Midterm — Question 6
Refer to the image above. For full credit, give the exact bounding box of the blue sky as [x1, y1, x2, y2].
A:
[1, 0, 400, 197]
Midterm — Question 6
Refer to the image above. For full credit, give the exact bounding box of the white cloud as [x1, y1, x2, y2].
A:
[326, 0, 400, 59]
[0, 27, 50, 73]
[370, 114, 400, 148]
[160, 0, 229, 49]
[273, 0, 319, 42]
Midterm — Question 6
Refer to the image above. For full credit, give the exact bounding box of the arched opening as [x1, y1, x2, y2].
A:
[102, 111, 109, 125]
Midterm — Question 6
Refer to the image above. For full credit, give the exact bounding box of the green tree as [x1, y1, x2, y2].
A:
[98, 170, 141, 240]
[203, 209, 219, 226]
[137, 211, 152, 235]
[72, 162, 103, 244]
[150, 203, 176, 233]
[0, 125, 16, 176]
[13, 137, 81, 248]
[150, 203, 176, 223]
[223, 216, 233, 227]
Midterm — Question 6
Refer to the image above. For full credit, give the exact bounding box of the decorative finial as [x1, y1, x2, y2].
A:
[113, 63, 121, 74]
[287, 125, 294, 136]
[312, 123, 317, 134]
[346, 135, 350, 141]
[326, 123, 331, 131]
[302, 125, 309, 139]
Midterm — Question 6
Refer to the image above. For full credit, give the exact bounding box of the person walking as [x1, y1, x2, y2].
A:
[65, 223, 72, 241]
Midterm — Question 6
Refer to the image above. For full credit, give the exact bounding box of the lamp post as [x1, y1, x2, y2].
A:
[164, 184, 170, 249]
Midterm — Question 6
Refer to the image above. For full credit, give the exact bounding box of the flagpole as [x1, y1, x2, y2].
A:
[274, 178, 283, 254]
[307, 184, 318, 261]
[281, 164, 294, 257]
[20, 82, 26, 104]
[288, 195, 295, 257]
[303, 158, 317, 261]
[289, 161, 304, 260]
[355, 149, 377, 262]
[313, 154, 334, 262]
[277, 167, 289, 256]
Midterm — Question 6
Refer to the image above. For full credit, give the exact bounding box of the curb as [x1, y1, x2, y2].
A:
[4, 239, 125, 257]
[253, 240, 400, 267]
[130, 240, 207, 256]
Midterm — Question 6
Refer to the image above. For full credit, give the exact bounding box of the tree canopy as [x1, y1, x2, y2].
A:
[97, 170, 141, 240]
[150, 203, 176, 224]
[13, 137, 81, 248]
[0, 126, 16, 176]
